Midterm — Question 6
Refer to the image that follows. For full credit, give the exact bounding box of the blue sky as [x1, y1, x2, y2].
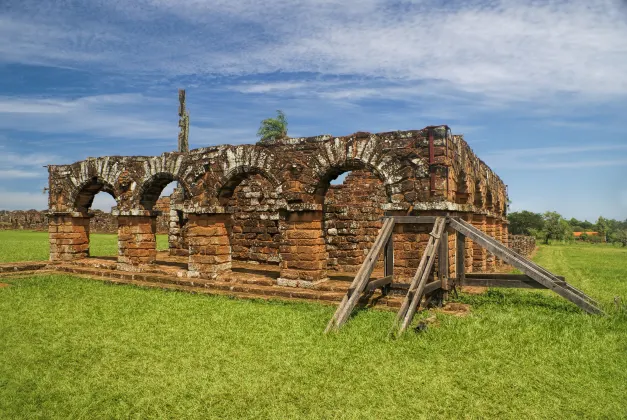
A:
[0, 0, 626, 221]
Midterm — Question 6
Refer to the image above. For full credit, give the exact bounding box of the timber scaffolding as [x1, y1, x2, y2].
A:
[326, 215, 604, 335]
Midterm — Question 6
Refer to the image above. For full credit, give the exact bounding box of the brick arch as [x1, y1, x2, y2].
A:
[308, 138, 413, 203]
[70, 176, 119, 213]
[134, 154, 194, 210]
[211, 146, 284, 202]
[66, 157, 124, 212]
[217, 165, 281, 205]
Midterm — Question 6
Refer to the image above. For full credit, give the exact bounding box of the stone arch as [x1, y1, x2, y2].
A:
[70, 176, 118, 213]
[473, 178, 486, 208]
[135, 155, 192, 210]
[137, 172, 191, 211]
[455, 170, 472, 204]
[66, 157, 124, 212]
[205, 145, 283, 203]
[217, 165, 281, 202]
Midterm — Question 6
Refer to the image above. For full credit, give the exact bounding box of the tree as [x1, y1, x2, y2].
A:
[613, 230, 627, 247]
[257, 110, 288, 142]
[595, 216, 609, 242]
[579, 232, 588, 241]
[541, 211, 571, 244]
[508, 211, 544, 235]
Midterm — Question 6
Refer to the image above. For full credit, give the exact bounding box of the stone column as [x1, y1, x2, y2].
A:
[485, 216, 496, 272]
[186, 213, 232, 278]
[472, 214, 487, 272]
[48, 212, 91, 262]
[278, 210, 328, 288]
[461, 213, 474, 273]
[117, 213, 157, 271]
[495, 221, 504, 269]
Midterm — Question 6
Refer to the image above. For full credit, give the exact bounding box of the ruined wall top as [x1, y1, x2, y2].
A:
[47, 125, 507, 220]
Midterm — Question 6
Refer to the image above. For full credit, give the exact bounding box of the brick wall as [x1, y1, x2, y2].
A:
[228, 174, 281, 264]
[0, 198, 171, 234]
[324, 170, 386, 272]
[508, 235, 536, 257]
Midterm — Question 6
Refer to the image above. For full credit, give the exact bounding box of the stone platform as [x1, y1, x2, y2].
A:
[0, 254, 404, 310]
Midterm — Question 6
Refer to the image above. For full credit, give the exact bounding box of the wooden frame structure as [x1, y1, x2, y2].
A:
[325, 216, 604, 335]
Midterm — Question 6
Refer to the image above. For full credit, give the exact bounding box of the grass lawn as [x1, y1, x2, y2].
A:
[0, 232, 626, 418]
[0, 230, 169, 262]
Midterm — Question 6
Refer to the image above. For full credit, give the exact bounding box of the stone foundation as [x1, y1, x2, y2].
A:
[117, 215, 157, 271]
[49, 213, 91, 261]
[187, 214, 232, 278]
[278, 210, 328, 287]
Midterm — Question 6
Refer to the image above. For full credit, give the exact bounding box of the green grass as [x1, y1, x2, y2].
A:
[0, 233, 626, 418]
[0, 230, 169, 262]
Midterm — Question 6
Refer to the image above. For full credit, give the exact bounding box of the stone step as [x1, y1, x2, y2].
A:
[0, 261, 48, 273]
[52, 264, 402, 309]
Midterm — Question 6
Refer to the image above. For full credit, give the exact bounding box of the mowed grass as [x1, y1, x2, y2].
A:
[0, 232, 626, 419]
[0, 230, 168, 262]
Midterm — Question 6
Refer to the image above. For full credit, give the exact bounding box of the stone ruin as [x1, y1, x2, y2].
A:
[47, 125, 509, 288]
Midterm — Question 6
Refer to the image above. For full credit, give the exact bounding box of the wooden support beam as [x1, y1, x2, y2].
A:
[366, 275, 393, 292]
[439, 228, 449, 292]
[448, 217, 604, 315]
[456, 231, 465, 288]
[461, 277, 546, 289]
[325, 217, 396, 332]
[387, 216, 438, 224]
[384, 232, 394, 278]
[392, 217, 447, 336]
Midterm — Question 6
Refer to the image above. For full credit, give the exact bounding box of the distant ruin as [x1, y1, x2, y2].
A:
[46, 125, 510, 287]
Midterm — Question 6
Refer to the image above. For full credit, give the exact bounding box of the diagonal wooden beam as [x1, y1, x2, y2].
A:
[448, 217, 604, 315]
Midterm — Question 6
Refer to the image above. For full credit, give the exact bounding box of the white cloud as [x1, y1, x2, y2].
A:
[483, 144, 627, 170]
[0, 191, 47, 210]
[2, 0, 626, 104]
[0, 94, 177, 141]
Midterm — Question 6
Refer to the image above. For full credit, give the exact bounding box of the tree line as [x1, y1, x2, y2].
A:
[508, 210, 627, 246]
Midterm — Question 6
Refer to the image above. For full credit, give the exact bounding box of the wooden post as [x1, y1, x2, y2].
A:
[456, 231, 465, 287]
[384, 232, 394, 278]
[439, 227, 449, 296]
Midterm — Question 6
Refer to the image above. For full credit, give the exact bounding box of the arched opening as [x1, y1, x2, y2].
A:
[89, 191, 119, 258]
[320, 167, 389, 274]
[138, 174, 190, 266]
[221, 173, 281, 266]
[53, 177, 119, 263]
[474, 180, 484, 207]
[455, 172, 471, 204]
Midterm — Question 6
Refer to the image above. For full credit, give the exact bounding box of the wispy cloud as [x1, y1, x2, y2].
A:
[3, 0, 626, 104]
[0, 190, 47, 210]
[483, 144, 627, 170]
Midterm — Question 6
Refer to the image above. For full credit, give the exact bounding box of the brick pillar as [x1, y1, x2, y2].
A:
[461, 213, 474, 273]
[495, 222, 504, 269]
[278, 210, 328, 288]
[168, 209, 189, 257]
[187, 213, 231, 278]
[117, 215, 157, 271]
[472, 214, 487, 272]
[49, 213, 91, 262]
[485, 217, 496, 272]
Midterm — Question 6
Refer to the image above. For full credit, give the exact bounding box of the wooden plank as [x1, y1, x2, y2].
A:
[461, 277, 546, 289]
[423, 279, 442, 295]
[366, 275, 393, 292]
[325, 217, 396, 332]
[397, 217, 447, 335]
[456, 231, 465, 287]
[448, 218, 603, 315]
[391, 217, 444, 334]
[384, 232, 394, 278]
[389, 216, 438, 224]
[439, 228, 449, 291]
[465, 273, 565, 281]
